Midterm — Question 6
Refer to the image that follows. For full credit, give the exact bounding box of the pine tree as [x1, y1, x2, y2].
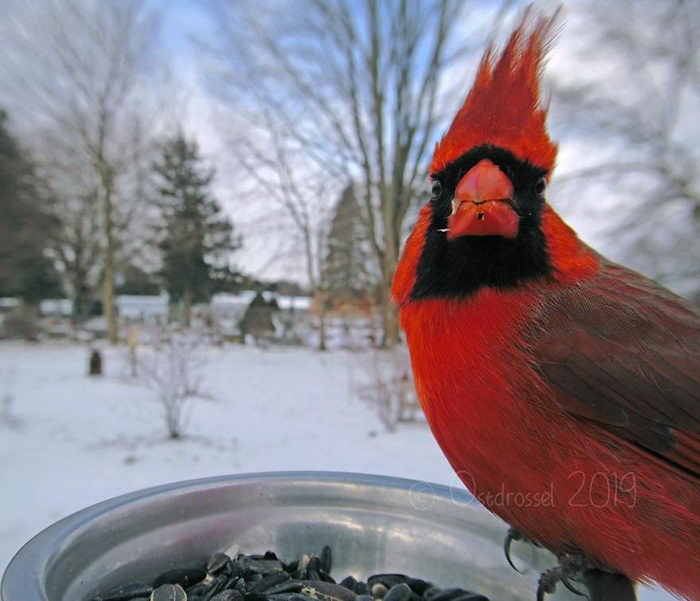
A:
[153, 132, 240, 326]
[0, 109, 62, 303]
[323, 184, 373, 306]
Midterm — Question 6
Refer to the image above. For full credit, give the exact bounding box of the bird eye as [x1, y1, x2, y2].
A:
[535, 177, 546, 195]
[431, 180, 442, 201]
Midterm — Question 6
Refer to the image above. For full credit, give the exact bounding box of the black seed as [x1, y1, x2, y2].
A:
[220, 576, 237, 590]
[301, 582, 357, 601]
[405, 580, 430, 596]
[368, 576, 408, 589]
[154, 569, 206, 589]
[268, 595, 315, 601]
[318, 571, 335, 584]
[151, 584, 187, 601]
[424, 590, 469, 601]
[89, 547, 490, 601]
[246, 559, 285, 574]
[208, 554, 231, 574]
[265, 580, 303, 595]
[338, 577, 357, 592]
[285, 561, 299, 573]
[421, 587, 441, 600]
[202, 578, 228, 601]
[251, 571, 291, 593]
[227, 563, 246, 579]
[384, 584, 415, 601]
[210, 592, 243, 601]
[188, 585, 206, 597]
[354, 583, 369, 596]
[98, 582, 153, 601]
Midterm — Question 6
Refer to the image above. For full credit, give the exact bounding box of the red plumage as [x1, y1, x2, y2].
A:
[394, 10, 700, 600]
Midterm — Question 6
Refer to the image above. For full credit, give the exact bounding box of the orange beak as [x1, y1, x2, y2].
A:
[446, 159, 519, 240]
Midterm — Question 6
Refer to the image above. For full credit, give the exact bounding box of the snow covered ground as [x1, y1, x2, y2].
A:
[0, 342, 456, 573]
[0, 342, 672, 600]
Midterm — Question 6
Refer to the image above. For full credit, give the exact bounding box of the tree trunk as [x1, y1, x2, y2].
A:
[183, 285, 192, 328]
[379, 250, 399, 348]
[101, 165, 118, 344]
[102, 262, 116, 343]
[318, 292, 327, 352]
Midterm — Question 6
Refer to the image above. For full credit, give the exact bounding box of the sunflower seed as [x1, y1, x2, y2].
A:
[151, 584, 187, 601]
[383, 584, 415, 601]
[246, 559, 285, 574]
[320, 547, 332, 574]
[423, 590, 468, 601]
[208, 554, 231, 575]
[211, 592, 244, 601]
[354, 583, 369, 596]
[265, 580, 303, 595]
[338, 577, 357, 592]
[251, 571, 291, 593]
[91, 547, 491, 601]
[301, 581, 357, 601]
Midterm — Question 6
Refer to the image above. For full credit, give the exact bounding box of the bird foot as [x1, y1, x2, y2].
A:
[536, 554, 637, 601]
[536, 554, 593, 601]
[503, 529, 636, 601]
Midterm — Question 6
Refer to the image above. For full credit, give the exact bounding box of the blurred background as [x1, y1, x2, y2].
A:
[0, 0, 697, 595]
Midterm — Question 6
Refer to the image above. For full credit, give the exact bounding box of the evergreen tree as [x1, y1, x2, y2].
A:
[323, 184, 373, 305]
[153, 132, 240, 326]
[0, 109, 62, 303]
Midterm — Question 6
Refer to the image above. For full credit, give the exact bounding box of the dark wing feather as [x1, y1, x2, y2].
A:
[530, 258, 700, 477]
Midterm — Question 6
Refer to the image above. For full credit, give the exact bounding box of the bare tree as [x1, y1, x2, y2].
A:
[354, 346, 420, 431]
[222, 107, 335, 350]
[0, 0, 161, 340]
[205, 0, 507, 345]
[139, 331, 208, 440]
[550, 0, 700, 301]
[0, 367, 21, 431]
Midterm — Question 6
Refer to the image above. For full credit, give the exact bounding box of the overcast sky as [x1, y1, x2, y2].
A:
[2, 0, 698, 295]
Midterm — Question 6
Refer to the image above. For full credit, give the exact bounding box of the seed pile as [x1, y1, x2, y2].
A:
[91, 547, 490, 601]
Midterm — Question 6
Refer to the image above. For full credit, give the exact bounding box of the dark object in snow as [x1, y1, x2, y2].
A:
[89, 349, 102, 376]
[90, 547, 491, 601]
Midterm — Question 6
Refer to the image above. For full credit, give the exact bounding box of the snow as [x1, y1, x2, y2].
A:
[0, 342, 455, 574]
[0, 342, 673, 601]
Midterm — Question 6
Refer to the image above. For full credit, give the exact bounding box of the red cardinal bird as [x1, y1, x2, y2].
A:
[393, 10, 700, 601]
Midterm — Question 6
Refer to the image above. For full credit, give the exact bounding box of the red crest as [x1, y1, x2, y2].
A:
[431, 8, 560, 174]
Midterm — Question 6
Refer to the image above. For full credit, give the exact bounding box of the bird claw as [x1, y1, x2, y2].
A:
[536, 554, 599, 601]
[536, 568, 558, 601]
[504, 527, 525, 573]
[502, 531, 624, 600]
[503, 527, 541, 574]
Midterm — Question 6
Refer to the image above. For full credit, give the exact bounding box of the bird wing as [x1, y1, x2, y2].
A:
[529, 258, 700, 478]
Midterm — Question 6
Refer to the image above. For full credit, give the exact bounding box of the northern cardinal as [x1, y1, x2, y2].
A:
[393, 10, 700, 601]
